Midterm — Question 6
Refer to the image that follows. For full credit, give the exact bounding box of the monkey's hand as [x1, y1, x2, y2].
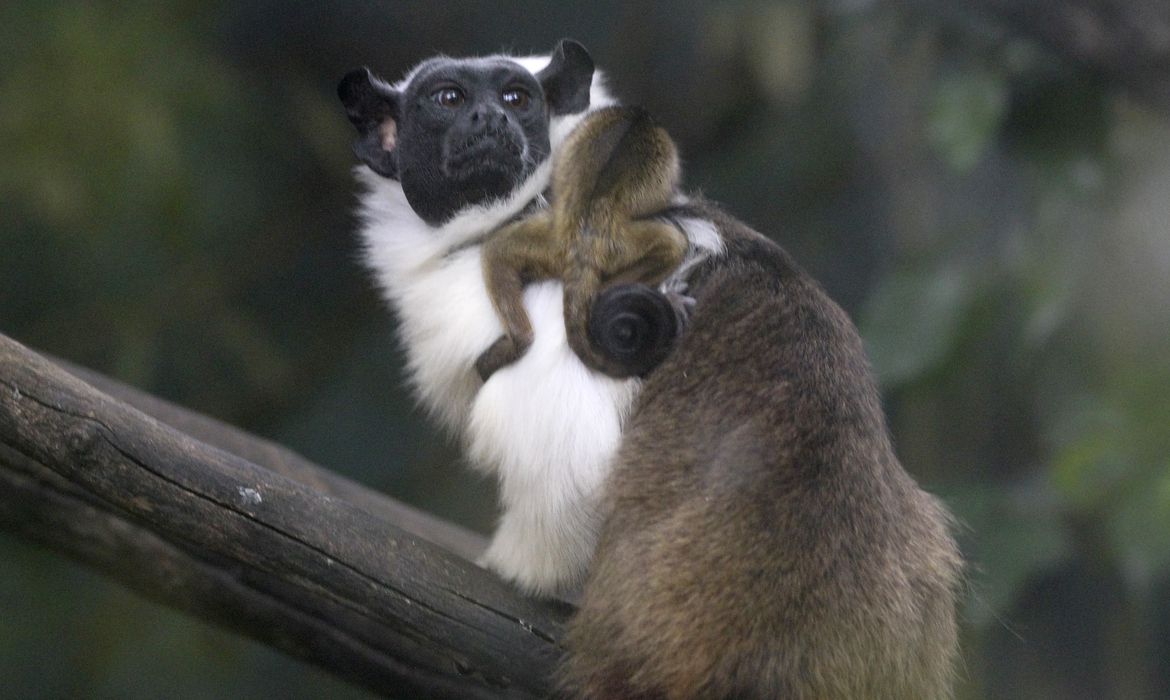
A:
[665, 289, 696, 331]
[475, 334, 530, 381]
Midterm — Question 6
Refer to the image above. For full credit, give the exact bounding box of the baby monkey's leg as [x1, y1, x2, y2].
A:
[600, 219, 689, 288]
[477, 214, 559, 381]
[567, 218, 687, 339]
[609, 220, 694, 325]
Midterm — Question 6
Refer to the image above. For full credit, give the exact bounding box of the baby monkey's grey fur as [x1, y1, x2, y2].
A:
[476, 106, 688, 380]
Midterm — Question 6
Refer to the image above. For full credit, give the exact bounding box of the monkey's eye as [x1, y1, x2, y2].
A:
[502, 88, 531, 110]
[432, 87, 465, 108]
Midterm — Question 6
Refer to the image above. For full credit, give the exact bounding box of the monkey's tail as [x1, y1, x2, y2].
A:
[564, 278, 681, 379]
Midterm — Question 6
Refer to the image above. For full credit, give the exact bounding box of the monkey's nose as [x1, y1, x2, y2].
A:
[470, 106, 508, 130]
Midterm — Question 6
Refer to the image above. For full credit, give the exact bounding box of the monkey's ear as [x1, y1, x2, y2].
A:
[537, 39, 594, 116]
[338, 67, 400, 179]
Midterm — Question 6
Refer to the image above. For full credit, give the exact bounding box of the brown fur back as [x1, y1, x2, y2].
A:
[561, 200, 962, 699]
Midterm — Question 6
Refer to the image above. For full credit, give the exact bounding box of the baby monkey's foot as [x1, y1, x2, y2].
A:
[475, 334, 530, 381]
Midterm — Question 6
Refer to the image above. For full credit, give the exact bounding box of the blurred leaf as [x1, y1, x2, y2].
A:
[949, 482, 1071, 626]
[860, 266, 974, 387]
[1108, 462, 1170, 590]
[927, 68, 1008, 173]
[0, 0, 358, 425]
[1044, 356, 1170, 586]
[1048, 405, 1126, 510]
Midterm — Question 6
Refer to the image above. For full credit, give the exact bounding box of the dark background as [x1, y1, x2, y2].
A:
[3, 1, 1169, 698]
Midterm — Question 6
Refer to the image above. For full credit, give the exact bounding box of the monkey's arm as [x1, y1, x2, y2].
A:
[476, 212, 561, 380]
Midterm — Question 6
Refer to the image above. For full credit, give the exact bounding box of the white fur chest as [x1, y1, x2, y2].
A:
[356, 166, 640, 595]
[349, 56, 723, 594]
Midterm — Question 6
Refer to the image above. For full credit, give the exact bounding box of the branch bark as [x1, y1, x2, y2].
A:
[0, 332, 568, 699]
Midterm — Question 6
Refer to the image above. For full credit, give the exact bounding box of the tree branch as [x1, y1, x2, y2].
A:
[0, 332, 568, 699]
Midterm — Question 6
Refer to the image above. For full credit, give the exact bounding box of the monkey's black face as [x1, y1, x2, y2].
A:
[340, 39, 595, 227]
[396, 61, 551, 225]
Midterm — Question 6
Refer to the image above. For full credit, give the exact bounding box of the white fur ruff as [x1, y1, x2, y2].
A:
[354, 55, 722, 595]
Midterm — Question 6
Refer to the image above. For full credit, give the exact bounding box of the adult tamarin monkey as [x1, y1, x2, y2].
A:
[339, 41, 722, 596]
[339, 41, 961, 698]
[561, 200, 962, 698]
[476, 105, 689, 380]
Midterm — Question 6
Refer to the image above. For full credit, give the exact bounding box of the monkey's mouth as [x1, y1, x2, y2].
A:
[444, 129, 528, 182]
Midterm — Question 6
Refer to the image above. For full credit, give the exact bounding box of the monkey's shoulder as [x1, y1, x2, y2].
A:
[675, 201, 840, 321]
[640, 200, 888, 465]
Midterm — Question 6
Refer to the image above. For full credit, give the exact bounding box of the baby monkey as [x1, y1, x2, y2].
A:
[476, 106, 689, 380]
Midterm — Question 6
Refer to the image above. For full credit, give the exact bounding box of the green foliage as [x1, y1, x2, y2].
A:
[0, 0, 363, 423]
[849, 17, 1170, 694]
[1047, 365, 1170, 584]
[949, 483, 1072, 625]
[861, 265, 976, 387]
[927, 68, 1009, 172]
[1, 3, 388, 695]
